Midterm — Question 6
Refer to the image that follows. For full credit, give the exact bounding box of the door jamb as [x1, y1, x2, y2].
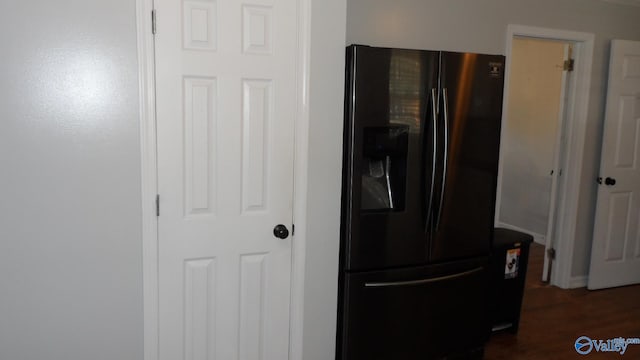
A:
[136, 0, 159, 358]
[494, 24, 594, 289]
[542, 42, 572, 283]
[135, 0, 312, 358]
[289, 0, 312, 359]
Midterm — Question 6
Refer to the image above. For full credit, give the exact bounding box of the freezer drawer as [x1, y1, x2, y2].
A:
[338, 259, 490, 360]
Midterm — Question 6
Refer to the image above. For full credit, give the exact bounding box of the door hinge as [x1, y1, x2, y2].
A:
[547, 248, 556, 260]
[563, 59, 574, 71]
[156, 194, 160, 216]
[151, 9, 157, 35]
[563, 44, 574, 71]
[292, 224, 295, 236]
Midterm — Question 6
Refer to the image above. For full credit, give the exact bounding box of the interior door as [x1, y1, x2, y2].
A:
[154, 0, 298, 358]
[588, 40, 640, 290]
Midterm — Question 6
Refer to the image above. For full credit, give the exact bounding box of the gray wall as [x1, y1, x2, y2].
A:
[0, 1, 143, 359]
[0, 1, 347, 360]
[346, 0, 640, 278]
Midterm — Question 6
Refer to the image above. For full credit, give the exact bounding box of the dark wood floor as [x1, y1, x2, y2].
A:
[485, 243, 640, 359]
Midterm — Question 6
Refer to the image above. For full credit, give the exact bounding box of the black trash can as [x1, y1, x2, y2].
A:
[489, 227, 534, 334]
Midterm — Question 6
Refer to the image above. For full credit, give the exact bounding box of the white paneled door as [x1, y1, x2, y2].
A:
[589, 40, 640, 290]
[154, 0, 298, 358]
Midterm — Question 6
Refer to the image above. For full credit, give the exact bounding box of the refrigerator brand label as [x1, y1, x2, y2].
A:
[489, 62, 503, 77]
[504, 248, 520, 279]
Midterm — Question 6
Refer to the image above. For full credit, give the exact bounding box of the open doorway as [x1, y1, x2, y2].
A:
[496, 37, 572, 282]
[495, 25, 595, 289]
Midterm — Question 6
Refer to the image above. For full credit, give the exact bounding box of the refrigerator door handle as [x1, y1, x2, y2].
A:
[436, 87, 450, 231]
[384, 155, 394, 209]
[364, 267, 483, 288]
[426, 88, 438, 228]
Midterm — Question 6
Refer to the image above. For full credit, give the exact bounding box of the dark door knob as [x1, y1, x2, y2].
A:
[273, 224, 289, 239]
[604, 177, 616, 186]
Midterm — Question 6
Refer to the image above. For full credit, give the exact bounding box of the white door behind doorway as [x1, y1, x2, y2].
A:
[497, 38, 569, 242]
[589, 40, 640, 290]
[154, 0, 298, 358]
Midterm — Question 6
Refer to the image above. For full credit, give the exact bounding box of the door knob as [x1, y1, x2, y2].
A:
[597, 177, 617, 186]
[273, 224, 289, 239]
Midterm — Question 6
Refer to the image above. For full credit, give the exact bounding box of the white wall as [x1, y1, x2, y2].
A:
[0, 1, 142, 359]
[301, 0, 347, 359]
[346, 0, 640, 278]
[499, 38, 566, 237]
[0, 0, 347, 359]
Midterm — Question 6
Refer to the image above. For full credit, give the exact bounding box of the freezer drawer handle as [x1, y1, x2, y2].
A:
[364, 267, 483, 288]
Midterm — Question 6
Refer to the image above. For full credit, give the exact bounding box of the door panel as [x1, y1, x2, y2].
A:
[431, 52, 505, 262]
[339, 259, 489, 360]
[155, 0, 297, 358]
[342, 46, 438, 271]
[589, 40, 640, 289]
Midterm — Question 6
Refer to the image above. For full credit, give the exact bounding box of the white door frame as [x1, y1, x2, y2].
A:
[542, 42, 572, 282]
[135, 0, 312, 358]
[495, 25, 594, 289]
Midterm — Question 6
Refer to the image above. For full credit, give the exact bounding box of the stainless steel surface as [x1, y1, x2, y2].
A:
[436, 87, 449, 231]
[364, 267, 483, 287]
[426, 88, 438, 227]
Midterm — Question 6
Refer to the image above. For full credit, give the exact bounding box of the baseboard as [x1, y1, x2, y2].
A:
[569, 275, 588, 288]
[495, 222, 546, 245]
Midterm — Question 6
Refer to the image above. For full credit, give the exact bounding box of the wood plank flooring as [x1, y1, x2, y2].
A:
[485, 243, 640, 359]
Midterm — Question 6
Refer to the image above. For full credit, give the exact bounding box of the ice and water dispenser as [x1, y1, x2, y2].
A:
[360, 125, 409, 212]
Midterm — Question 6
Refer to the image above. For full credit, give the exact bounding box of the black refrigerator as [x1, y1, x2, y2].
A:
[337, 45, 505, 360]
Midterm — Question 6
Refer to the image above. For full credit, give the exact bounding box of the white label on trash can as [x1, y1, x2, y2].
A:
[505, 248, 520, 279]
